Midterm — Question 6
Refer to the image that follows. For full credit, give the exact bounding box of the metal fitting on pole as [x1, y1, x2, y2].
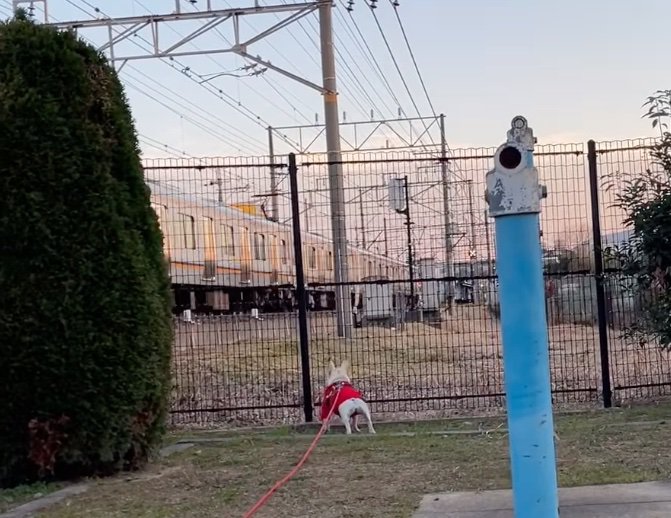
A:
[485, 116, 547, 217]
[485, 116, 559, 518]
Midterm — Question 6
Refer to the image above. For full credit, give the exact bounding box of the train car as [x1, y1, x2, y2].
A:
[147, 180, 406, 315]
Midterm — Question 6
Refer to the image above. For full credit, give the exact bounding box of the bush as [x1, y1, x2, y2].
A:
[0, 14, 173, 486]
[605, 90, 671, 348]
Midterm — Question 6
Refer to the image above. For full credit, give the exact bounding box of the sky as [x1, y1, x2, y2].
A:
[2, 0, 669, 158]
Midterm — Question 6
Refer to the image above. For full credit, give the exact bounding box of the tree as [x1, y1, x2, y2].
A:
[605, 90, 671, 348]
[0, 14, 173, 486]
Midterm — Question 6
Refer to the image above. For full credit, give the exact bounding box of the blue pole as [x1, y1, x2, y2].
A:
[486, 116, 559, 518]
[495, 213, 559, 517]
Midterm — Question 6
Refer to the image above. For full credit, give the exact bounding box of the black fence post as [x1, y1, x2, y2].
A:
[587, 139, 613, 408]
[288, 153, 314, 422]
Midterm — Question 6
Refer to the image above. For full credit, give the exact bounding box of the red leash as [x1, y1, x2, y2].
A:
[241, 386, 342, 518]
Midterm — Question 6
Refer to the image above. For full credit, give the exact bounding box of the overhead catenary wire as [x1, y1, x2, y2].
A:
[138, 135, 192, 158]
[61, 0, 267, 153]
[68, 0, 303, 151]
[363, 0, 436, 147]
[388, 0, 437, 118]
[189, 0, 316, 126]
[334, 0, 429, 147]
[278, 0, 401, 129]
[121, 65, 266, 153]
[177, 0, 314, 125]
[121, 72, 264, 155]
[236, 0, 388, 130]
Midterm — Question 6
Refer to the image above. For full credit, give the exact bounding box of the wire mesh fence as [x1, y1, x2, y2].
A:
[594, 139, 671, 403]
[142, 139, 671, 428]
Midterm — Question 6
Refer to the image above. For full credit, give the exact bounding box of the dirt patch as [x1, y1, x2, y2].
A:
[169, 305, 671, 427]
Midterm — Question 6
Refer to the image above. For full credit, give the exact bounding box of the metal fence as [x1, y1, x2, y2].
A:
[142, 138, 671, 427]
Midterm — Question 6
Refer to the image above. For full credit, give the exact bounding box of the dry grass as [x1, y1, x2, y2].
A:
[170, 304, 671, 427]
[27, 403, 671, 518]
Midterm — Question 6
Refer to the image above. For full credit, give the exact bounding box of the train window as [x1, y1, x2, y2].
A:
[327, 251, 333, 270]
[280, 239, 288, 264]
[254, 233, 266, 261]
[178, 213, 196, 249]
[368, 261, 373, 277]
[221, 224, 235, 256]
[309, 246, 317, 269]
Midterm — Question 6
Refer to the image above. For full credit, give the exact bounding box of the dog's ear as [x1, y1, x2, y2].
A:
[328, 359, 336, 372]
[340, 359, 349, 372]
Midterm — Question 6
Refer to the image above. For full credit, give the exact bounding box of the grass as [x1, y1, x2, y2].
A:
[0, 481, 62, 513]
[10, 402, 669, 518]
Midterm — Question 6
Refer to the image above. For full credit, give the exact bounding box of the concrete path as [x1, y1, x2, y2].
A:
[413, 481, 671, 517]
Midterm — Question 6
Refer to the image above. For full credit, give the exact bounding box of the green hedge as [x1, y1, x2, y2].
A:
[0, 14, 173, 487]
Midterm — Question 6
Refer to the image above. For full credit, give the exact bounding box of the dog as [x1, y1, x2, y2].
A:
[320, 359, 375, 435]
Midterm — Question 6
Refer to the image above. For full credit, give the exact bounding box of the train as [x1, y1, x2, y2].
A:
[147, 180, 407, 314]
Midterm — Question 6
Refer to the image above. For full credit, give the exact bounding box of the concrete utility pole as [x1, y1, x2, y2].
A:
[319, 1, 352, 338]
[359, 188, 366, 248]
[267, 126, 279, 222]
[440, 114, 455, 313]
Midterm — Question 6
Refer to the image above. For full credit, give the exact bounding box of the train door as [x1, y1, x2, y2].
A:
[239, 226, 252, 284]
[202, 216, 216, 281]
[268, 234, 279, 284]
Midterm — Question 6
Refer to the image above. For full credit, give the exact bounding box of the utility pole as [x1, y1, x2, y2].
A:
[305, 190, 312, 234]
[319, 1, 352, 338]
[207, 173, 224, 205]
[484, 209, 493, 276]
[440, 114, 454, 313]
[467, 180, 477, 277]
[359, 188, 366, 248]
[267, 126, 279, 222]
[403, 176, 415, 309]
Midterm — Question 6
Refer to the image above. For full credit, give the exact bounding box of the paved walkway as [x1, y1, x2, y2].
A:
[413, 481, 671, 517]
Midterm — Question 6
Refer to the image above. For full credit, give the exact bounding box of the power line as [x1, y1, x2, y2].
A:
[69, 0, 302, 150]
[122, 69, 265, 154]
[177, 0, 314, 125]
[336, 0, 407, 113]
[293, 8, 395, 122]
[202, 0, 316, 124]
[123, 82, 257, 153]
[335, 0, 428, 145]
[138, 134, 192, 158]
[272, 0, 401, 145]
[364, 0, 435, 146]
[28, 1, 256, 155]
[60, 1, 267, 153]
[389, 0, 436, 117]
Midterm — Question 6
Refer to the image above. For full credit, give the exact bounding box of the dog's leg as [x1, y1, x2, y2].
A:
[361, 403, 376, 434]
[339, 408, 352, 435]
[352, 414, 361, 433]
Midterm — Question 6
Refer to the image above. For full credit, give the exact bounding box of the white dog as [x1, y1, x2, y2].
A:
[319, 359, 375, 435]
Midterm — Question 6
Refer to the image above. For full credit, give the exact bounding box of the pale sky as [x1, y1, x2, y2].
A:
[4, 0, 669, 158]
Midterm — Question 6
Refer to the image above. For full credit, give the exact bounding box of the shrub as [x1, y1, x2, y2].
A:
[0, 14, 173, 486]
[604, 90, 671, 348]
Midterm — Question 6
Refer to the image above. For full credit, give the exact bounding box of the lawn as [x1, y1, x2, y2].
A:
[4, 403, 671, 518]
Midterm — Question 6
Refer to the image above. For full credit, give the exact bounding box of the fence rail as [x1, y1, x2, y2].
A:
[142, 138, 671, 427]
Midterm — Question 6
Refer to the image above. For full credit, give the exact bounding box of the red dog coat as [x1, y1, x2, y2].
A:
[320, 381, 364, 421]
